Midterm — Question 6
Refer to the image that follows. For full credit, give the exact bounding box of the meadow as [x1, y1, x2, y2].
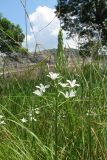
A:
[0, 60, 107, 160]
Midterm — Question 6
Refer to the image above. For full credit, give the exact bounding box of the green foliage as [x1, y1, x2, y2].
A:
[0, 63, 107, 159]
[56, 0, 107, 57]
[15, 47, 29, 56]
[79, 41, 100, 59]
[55, 29, 66, 73]
[0, 15, 25, 53]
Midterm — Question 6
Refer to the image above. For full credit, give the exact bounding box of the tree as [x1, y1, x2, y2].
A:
[56, 0, 107, 57]
[0, 15, 25, 53]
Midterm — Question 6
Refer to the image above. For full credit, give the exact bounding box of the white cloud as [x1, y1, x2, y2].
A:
[23, 6, 78, 52]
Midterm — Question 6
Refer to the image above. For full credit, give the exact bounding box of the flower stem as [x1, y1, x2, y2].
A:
[54, 87, 58, 160]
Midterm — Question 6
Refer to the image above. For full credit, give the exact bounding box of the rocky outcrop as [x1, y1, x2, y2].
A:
[0, 48, 79, 69]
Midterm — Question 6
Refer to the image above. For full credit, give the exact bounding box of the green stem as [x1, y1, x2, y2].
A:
[88, 113, 92, 160]
[55, 87, 58, 160]
[88, 63, 92, 160]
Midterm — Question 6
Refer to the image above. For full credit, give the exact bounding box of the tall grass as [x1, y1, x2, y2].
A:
[0, 29, 107, 160]
[0, 61, 107, 159]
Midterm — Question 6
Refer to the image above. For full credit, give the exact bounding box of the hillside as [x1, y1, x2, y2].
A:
[0, 48, 79, 69]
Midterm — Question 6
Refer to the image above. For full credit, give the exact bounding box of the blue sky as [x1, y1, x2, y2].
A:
[0, 0, 57, 32]
[0, 0, 77, 51]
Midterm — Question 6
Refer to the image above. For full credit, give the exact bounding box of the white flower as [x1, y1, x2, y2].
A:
[0, 115, 4, 119]
[66, 80, 80, 88]
[34, 108, 39, 111]
[35, 110, 40, 114]
[0, 120, 6, 125]
[34, 108, 40, 114]
[58, 82, 69, 88]
[47, 72, 60, 80]
[33, 83, 50, 96]
[28, 113, 32, 117]
[21, 118, 27, 123]
[0, 115, 5, 125]
[60, 90, 76, 98]
[33, 90, 43, 96]
[36, 83, 50, 92]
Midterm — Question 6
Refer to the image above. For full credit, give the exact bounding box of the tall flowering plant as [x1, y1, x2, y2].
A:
[33, 72, 80, 159]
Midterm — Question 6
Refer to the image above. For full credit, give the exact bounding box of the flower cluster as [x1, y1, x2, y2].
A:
[28, 108, 40, 121]
[59, 90, 76, 99]
[86, 110, 97, 117]
[59, 79, 80, 98]
[21, 108, 40, 123]
[33, 72, 80, 99]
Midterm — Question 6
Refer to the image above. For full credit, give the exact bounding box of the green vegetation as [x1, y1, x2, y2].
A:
[0, 61, 107, 160]
[55, 29, 66, 73]
[56, 0, 107, 57]
[0, 2, 107, 159]
[0, 17, 107, 159]
[0, 15, 26, 54]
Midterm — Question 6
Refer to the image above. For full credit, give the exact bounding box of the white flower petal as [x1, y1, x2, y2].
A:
[69, 90, 76, 98]
[0, 115, 4, 119]
[59, 90, 76, 99]
[0, 120, 6, 125]
[33, 90, 43, 96]
[33, 118, 37, 122]
[59, 82, 69, 88]
[35, 84, 50, 93]
[45, 84, 50, 88]
[35, 111, 40, 114]
[30, 117, 37, 122]
[29, 113, 32, 117]
[67, 80, 80, 88]
[34, 108, 39, 111]
[36, 85, 41, 89]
